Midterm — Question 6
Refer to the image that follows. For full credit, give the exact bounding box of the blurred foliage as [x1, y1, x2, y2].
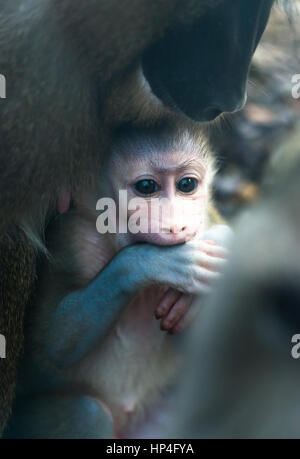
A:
[210, 1, 300, 218]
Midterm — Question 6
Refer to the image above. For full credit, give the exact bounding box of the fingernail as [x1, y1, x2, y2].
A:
[204, 240, 217, 245]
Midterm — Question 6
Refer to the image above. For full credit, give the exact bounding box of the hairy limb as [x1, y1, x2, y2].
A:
[37, 238, 229, 368]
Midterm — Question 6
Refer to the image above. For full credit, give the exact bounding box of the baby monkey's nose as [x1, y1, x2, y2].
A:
[167, 223, 187, 234]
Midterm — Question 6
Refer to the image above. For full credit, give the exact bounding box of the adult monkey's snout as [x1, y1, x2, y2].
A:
[142, 0, 274, 122]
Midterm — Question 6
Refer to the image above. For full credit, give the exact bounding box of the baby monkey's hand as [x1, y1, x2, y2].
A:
[155, 225, 233, 334]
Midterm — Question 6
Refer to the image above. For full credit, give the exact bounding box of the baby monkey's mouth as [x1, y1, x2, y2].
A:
[132, 230, 196, 247]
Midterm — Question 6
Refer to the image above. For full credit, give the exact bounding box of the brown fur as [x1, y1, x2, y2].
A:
[0, 0, 271, 436]
[0, 0, 221, 436]
[0, 228, 36, 434]
[0, 0, 220, 226]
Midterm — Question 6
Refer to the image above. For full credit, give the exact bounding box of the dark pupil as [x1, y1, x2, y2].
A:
[135, 179, 158, 195]
[177, 178, 197, 193]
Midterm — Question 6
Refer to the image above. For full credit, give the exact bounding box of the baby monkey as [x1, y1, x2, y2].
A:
[5, 126, 231, 439]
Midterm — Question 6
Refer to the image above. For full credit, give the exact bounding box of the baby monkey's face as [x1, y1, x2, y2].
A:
[108, 146, 212, 248]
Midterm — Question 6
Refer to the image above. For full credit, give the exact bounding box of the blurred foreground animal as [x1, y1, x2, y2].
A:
[171, 129, 300, 438]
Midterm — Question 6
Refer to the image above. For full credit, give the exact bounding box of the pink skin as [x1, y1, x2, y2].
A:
[111, 150, 209, 250]
[57, 189, 71, 214]
[155, 240, 228, 334]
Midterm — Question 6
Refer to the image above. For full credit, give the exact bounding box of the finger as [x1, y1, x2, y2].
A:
[170, 306, 199, 335]
[155, 288, 182, 319]
[197, 255, 228, 273]
[160, 294, 193, 331]
[196, 268, 221, 285]
[202, 225, 234, 247]
[157, 285, 170, 302]
[202, 242, 229, 259]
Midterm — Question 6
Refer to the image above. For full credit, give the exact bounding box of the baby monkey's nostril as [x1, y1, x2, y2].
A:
[169, 225, 186, 234]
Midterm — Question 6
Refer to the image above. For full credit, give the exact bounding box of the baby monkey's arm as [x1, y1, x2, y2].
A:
[40, 237, 224, 368]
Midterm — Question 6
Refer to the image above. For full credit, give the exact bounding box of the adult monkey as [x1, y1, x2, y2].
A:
[5, 125, 232, 439]
[0, 0, 274, 436]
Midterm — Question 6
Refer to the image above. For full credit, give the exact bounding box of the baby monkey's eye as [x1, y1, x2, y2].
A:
[134, 179, 159, 195]
[176, 177, 198, 193]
